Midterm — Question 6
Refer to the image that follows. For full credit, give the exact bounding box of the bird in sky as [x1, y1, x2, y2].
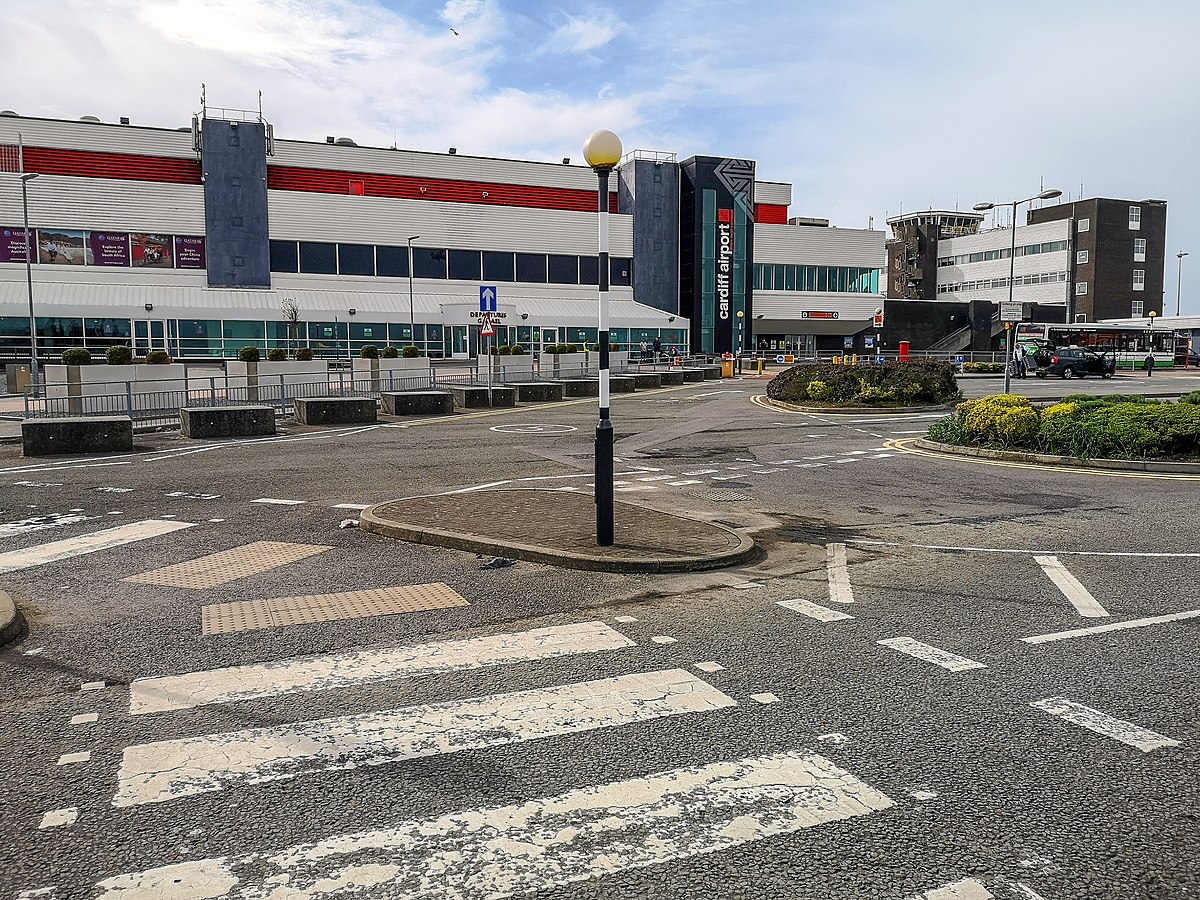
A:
[450, 27, 460, 36]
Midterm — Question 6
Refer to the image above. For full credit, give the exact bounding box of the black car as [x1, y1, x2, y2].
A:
[1041, 346, 1116, 379]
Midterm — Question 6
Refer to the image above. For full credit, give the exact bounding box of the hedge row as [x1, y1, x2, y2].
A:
[961, 362, 1006, 373]
[767, 360, 960, 406]
[927, 393, 1200, 459]
[61, 347, 172, 365]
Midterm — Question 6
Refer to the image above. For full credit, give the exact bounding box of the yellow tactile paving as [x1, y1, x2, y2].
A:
[201, 583, 470, 635]
[123, 541, 332, 590]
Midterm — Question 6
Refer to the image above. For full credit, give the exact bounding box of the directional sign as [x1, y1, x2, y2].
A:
[479, 285, 498, 312]
[479, 313, 495, 337]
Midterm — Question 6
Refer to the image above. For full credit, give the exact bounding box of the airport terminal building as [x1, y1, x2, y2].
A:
[0, 106, 885, 359]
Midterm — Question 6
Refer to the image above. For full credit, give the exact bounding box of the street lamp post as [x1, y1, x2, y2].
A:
[973, 188, 1062, 393]
[406, 235, 420, 351]
[1177, 251, 1189, 317]
[736, 310, 745, 373]
[20, 172, 40, 396]
[583, 128, 622, 547]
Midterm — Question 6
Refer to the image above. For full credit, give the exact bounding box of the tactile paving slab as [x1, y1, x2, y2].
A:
[124, 541, 332, 590]
[201, 583, 470, 635]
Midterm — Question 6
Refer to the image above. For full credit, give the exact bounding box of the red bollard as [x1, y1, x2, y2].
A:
[899, 340, 909, 361]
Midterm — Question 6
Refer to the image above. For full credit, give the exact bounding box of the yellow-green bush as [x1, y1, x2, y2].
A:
[1040, 402, 1080, 425]
[807, 379, 832, 400]
[961, 395, 1036, 445]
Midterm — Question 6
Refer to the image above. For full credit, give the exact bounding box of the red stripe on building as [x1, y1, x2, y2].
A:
[755, 203, 789, 224]
[22, 147, 201, 185]
[267, 164, 619, 213]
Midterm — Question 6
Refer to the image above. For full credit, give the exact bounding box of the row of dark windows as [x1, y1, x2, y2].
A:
[269, 241, 632, 286]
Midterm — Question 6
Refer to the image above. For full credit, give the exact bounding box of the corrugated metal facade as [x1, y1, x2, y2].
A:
[755, 223, 885, 268]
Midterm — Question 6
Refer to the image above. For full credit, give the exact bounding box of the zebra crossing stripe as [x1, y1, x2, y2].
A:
[113, 668, 736, 807]
[95, 750, 894, 900]
[1031, 697, 1180, 752]
[129, 621, 637, 715]
[826, 542, 854, 604]
[0, 520, 195, 574]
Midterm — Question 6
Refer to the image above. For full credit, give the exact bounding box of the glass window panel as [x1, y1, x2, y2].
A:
[388, 323, 412, 343]
[516, 253, 546, 283]
[702, 189, 717, 224]
[483, 251, 515, 282]
[269, 240, 298, 273]
[350, 322, 386, 341]
[448, 249, 482, 281]
[548, 254, 578, 284]
[784, 265, 796, 291]
[376, 245, 410, 277]
[299, 242, 337, 275]
[773, 266, 784, 290]
[338, 244, 374, 276]
[413, 248, 447, 279]
[579, 255, 599, 285]
[817, 267, 828, 291]
[223, 320, 264, 340]
[610, 257, 631, 286]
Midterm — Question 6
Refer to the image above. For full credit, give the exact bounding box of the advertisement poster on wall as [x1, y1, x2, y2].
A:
[87, 232, 131, 267]
[0, 228, 31, 263]
[131, 233, 173, 268]
[174, 235, 206, 269]
[38, 229, 86, 265]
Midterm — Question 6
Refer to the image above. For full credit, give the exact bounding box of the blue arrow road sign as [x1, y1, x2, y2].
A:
[479, 285, 497, 312]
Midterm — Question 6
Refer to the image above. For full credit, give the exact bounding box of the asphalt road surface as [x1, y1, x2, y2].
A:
[1, 372, 1197, 900]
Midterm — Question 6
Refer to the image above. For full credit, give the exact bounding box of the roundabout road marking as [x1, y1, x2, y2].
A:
[884, 438, 1200, 481]
[490, 424, 578, 434]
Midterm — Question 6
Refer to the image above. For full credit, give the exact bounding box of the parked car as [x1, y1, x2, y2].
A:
[1040, 347, 1116, 379]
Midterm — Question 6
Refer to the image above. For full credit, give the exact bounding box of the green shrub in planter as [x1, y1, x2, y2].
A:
[61, 348, 92, 366]
[401, 346, 420, 358]
[106, 345, 133, 366]
[359, 344, 379, 359]
[1182, 391, 1200, 405]
[238, 346, 261, 363]
[296, 348, 315, 361]
[381, 346, 399, 359]
[497, 345, 512, 355]
[145, 349, 172, 364]
[565, 343, 580, 353]
[768, 360, 959, 406]
[509, 344, 528, 354]
[267, 348, 287, 361]
[587, 342, 599, 351]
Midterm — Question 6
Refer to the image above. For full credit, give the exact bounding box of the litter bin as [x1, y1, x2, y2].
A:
[721, 358, 734, 377]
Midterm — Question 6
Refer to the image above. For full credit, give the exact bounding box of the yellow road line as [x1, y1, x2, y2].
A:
[885, 438, 1200, 481]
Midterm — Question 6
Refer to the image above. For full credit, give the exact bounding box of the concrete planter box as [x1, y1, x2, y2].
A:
[608, 375, 637, 393]
[679, 368, 706, 383]
[226, 360, 329, 387]
[381, 391, 454, 416]
[352, 357, 432, 391]
[42, 363, 188, 413]
[700, 365, 723, 380]
[512, 382, 565, 402]
[295, 397, 377, 426]
[658, 371, 685, 385]
[479, 355, 535, 382]
[542, 353, 588, 379]
[23, 416, 133, 456]
[559, 378, 599, 398]
[181, 405, 276, 439]
[607, 350, 631, 371]
[632, 372, 662, 389]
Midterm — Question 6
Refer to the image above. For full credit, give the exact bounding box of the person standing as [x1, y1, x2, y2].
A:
[1144, 349, 1155, 377]
[652, 336, 662, 360]
[639, 339, 648, 360]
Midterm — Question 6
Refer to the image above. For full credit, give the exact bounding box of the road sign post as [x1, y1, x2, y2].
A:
[479, 313, 495, 405]
[479, 285, 497, 313]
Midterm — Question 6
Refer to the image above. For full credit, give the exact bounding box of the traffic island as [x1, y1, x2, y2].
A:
[22, 416, 134, 456]
[361, 489, 757, 573]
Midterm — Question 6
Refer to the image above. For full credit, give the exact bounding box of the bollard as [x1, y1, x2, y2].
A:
[278, 374, 286, 414]
[126, 381, 133, 417]
[852, 354, 858, 365]
[209, 376, 217, 406]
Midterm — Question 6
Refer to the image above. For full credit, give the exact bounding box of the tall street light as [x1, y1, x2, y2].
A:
[1177, 251, 1189, 317]
[583, 128, 622, 547]
[406, 234, 420, 351]
[973, 188, 1062, 393]
[20, 172, 40, 396]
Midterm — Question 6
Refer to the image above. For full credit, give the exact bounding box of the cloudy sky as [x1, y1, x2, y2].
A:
[3, 0, 1199, 312]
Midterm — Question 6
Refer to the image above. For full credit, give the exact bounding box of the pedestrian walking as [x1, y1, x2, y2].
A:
[1015, 345, 1028, 378]
[1144, 349, 1155, 377]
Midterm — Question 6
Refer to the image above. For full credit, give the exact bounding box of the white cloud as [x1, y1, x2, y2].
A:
[542, 10, 627, 55]
[441, 0, 486, 29]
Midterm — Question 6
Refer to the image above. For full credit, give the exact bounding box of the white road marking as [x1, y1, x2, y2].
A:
[95, 750, 893, 900]
[70, 713, 99, 725]
[96, 487, 134, 493]
[750, 693, 780, 704]
[750, 467, 784, 474]
[1031, 697, 1180, 752]
[877, 637, 987, 672]
[682, 469, 719, 476]
[729, 581, 761, 590]
[650, 635, 677, 644]
[113, 669, 735, 807]
[38, 808, 79, 830]
[13, 480, 63, 487]
[826, 543, 854, 604]
[666, 479, 703, 486]
[0, 512, 97, 538]
[0, 520, 194, 575]
[1022, 608, 1200, 644]
[816, 732, 849, 745]
[81, 681, 106, 691]
[614, 615, 638, 623]
[777, 598, 855, 622]
[911, 878, 994, 899]
[57, 751, 90, 765]
[250, 498, 306, 505]
[694, 662, 725, 673]
[908, 789, 939, 800]
[1034, 556, 1110, 618]
[636, 475, 674, 482]
[23, 647, 45, 656]
[129, 622, 636, 715]
[850, 539, 1200, 558]
[332, 503, 371, 510]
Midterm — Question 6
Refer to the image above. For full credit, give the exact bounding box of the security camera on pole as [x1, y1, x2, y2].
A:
[583, 128, 622, 547]
[973, 188, 1062, 394]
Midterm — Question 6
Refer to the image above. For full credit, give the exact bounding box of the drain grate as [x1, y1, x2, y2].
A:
[201, 583, 470, 634]
[703, 489, 751, 502]
[124, 541, 331, 589]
